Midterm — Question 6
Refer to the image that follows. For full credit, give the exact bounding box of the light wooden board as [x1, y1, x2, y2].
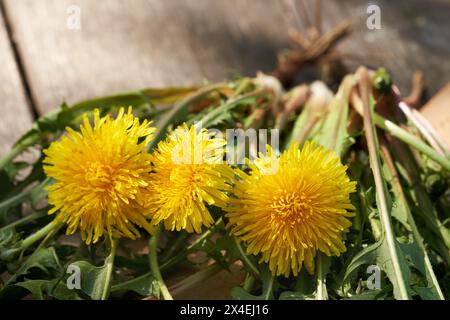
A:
[0, 9, 33, 157]
[421, 83, 450, 147]
[2, 0, 292, 114]
[320, 0, 450, 97]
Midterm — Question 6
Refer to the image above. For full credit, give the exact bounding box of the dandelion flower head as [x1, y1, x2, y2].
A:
[43, 107, 156, 244]
[226, 141, 356, 277]
[148, 124, 235, 233]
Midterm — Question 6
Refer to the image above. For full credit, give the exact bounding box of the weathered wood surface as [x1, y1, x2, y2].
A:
[0, 7, 33, 156]
[321, 0, 450, 98]
[2, 0, 292, 114]
[1, 0, 450, 156]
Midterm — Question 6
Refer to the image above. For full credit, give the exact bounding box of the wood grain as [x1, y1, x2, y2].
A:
[2, 0, 291, 114]
[317, 0, 450, 97]
[0, 9, 33, 157]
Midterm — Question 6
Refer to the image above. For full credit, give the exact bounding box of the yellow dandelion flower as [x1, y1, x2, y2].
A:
[43, 107, 156, 244]
[148, 124, 234, 233]
[226, 141, 356, 277]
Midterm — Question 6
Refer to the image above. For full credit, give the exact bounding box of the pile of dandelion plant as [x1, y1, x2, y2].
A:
[0, 65, 449, 301]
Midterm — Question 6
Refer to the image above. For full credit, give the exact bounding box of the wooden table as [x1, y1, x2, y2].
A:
[1, 0, 449, 157]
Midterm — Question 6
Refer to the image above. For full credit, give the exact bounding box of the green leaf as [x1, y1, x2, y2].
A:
[279, 291, 315, 300]
[69, 260, 109, 300]
[357, 81, 410, 299]
[15, 280, 47, 300]
[0, 170, 15, 201]
[399, 242, 443, 300]
[0, 178, 50, 216]
[340, 235, 437, 299]
[0, 228, 20, 251]
[68, 239, 117, 300]
[347, 289, 386, 300]
[231, 268, 274, 300]
[191, 96, 255, 128]
[111, 273, 159, 296]
[15, 279, 82, 300]
[215, 234, 241, 262]
[314, 75, 356, 155]
[0, 228, 21, 262]
[15, 247, 62, 278]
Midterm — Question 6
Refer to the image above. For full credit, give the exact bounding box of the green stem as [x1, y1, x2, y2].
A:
[149, 225, 173, 300]
[352, 91, 450, 171]
[374, 115, 450, 170]
[0, 210, 46, 231]
[160, 232, 189, 262]
[113, 218, 225, 293]
[232, 78, 253, 97]
[315, 254, 329, 300]
[243, 274, 255, 292]
[101, 238, 118, 300]
[262, 274, 274, 300]
[0, 178, 50, 213]
[358, 68, 410, 300]
[234, 238, 261, 279]
[0, 143, 25, 171]
[20, 221, 61, 252]
[111, 271, 151, 292]
[160, 217, 224, 270]
[5, 221, 62, 286]
[187, 217, 223, 251]
[194, 88, 268, 128]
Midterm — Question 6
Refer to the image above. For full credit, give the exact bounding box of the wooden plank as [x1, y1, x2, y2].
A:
[316, 0, 450, 97]
[0, 9, 33, 157]
[4, 0, 450, 119]
[3, 0, 291, 115]
[421, 82, 450, 147]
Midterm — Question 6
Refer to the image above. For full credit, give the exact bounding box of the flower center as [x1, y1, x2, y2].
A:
[271, 191, 313, 223]
[85, 162, 115, 191]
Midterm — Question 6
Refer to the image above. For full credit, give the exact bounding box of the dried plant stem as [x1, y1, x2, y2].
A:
[315, 0, 322, 34]
[404, 71, 425, 107]
[357, 67, 410, 300]
[272, 21, 351, 85]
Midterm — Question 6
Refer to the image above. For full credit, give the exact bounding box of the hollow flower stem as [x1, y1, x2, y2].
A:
[20, 220, 61, 252]
[101, 238, 118, 300]
[149, 225, 173, 300]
